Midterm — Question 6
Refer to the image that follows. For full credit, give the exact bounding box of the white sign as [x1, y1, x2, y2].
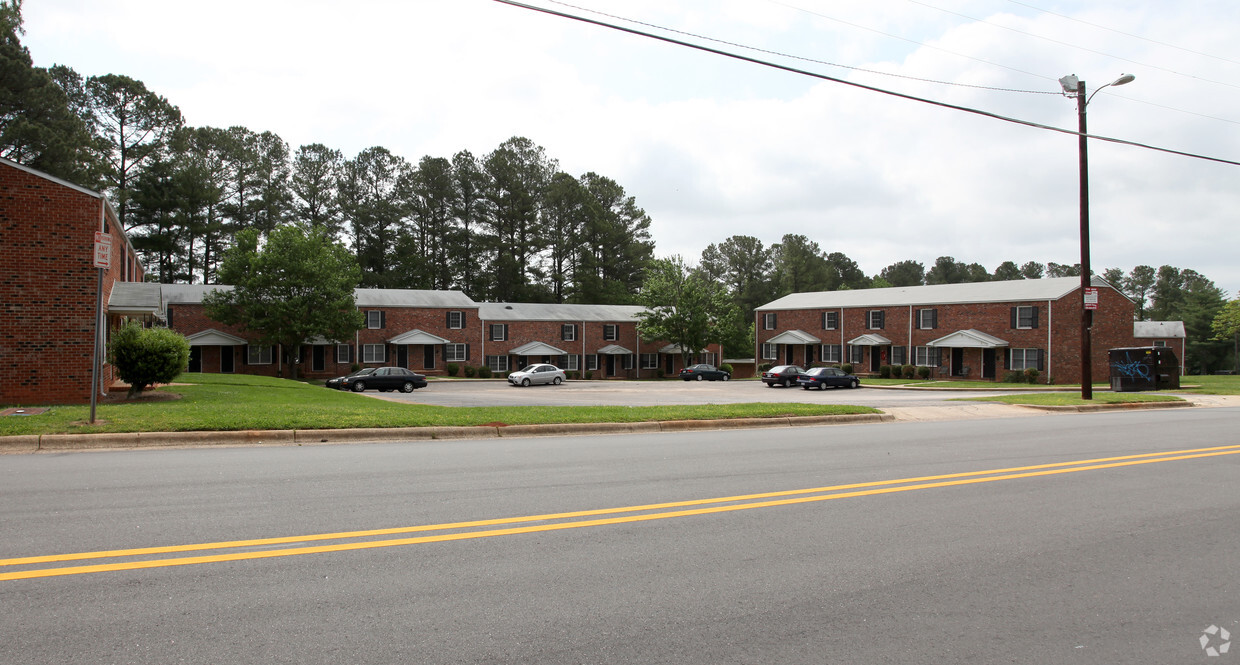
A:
[93, 231, 112, 269]
[1083, 287, 1099, 311]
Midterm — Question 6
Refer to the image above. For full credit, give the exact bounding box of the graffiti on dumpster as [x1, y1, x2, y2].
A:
[1110, 352, 1152, 380]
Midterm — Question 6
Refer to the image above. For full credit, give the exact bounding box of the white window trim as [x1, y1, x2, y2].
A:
[640, 353, 658, 369]
[763, 313, 776, 330]
[867, 310, 883, 330]
[1011, 348, 1039, 371]
[586, 354, 599, 371]
[247, 345, 273, 365]
[335, 344, 351, 364]
[490, 324, 507, 341]
[761, 343, 777, 360]
[820, 344, 841, 363]
[487, 355, 509, 372]
[367, 311, 382, 329]
[603, 324, 618, 341]
[915, 346, 939, 367]
[445, 343, 467, 363]
[363, 343, 386, 364]
[564, 354, 579, 371]
[448, 311, 464, 330]
[1015, 305, 1036, 330]
[918, 309, 934, 330]
[563, 324, 576, 342]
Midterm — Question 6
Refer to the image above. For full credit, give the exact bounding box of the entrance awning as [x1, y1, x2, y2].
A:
[766, 329, 821, 345]
[387, 329, 450, 345]
[847, 333, 892, 346]
[185, 328, 247, 346]
[510, 341, 568, 356]
[926, 329, 1009, 348]
[658, 343, 703, 354]
[597, 344, 633, 355]
[108, 282, 163, 317]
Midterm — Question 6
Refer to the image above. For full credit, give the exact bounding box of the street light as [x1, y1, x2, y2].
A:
[1059, 73, 1134, 400]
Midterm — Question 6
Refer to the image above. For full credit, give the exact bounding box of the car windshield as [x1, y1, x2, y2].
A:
[352, 368, 375, 376]
[771, 366, 792, 372]
[805, 367, 827, 376]
[518, 365, 539, 373]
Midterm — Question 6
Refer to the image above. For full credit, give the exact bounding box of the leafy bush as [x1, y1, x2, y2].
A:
[902, 365, 916, 379]
[463, 365, 476, 378]
[916, 366, 932, 380]
[720, 363, 733, 375]
[1024, 368, 1040, 384]
[879, 365, 892, 379]
[656, 369, 665, 379]
[758, 363, 773, 372]
[1001, 371, 1025, 383]
[107, 323, 191, 398]
[478, 366, 493, 379]
[585, 370, 594, 380]
[446, 363, 459, 377]
[841, 363, 854, 375]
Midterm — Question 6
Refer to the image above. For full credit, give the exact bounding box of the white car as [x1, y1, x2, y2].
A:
[507, 363, 567, 387]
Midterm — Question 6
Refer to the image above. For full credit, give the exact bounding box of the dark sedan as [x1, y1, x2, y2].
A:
[762, 365, 804, 387]
[679, 364, 731, 381]
[340, 366, 427, 393]
[797, 366, 860, 390]
[325, 367, 375, 390]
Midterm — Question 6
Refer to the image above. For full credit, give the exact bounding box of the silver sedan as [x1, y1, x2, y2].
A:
[507, 363, 567, 387]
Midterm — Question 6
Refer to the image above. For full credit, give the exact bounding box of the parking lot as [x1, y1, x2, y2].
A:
[366, 378, 1011, 409]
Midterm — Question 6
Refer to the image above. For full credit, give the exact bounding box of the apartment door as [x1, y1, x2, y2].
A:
[312, 346, 325, 372]
[983, 348, 996, 379]
[396, 345, 408, 368]
[221, 346, 235, 373]
[188, 347, 202, 372]
[424, 345, 435, 370]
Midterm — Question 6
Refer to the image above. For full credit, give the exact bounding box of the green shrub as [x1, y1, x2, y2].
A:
[463, 365, 476, 378]
[1024, 368, 1040, 384]
[916, 366, 931, 380]
[719, 363, 733, 375]
[841, 363, 854, 375]
[879, 365, 892, 379]
[758, 363, 773, 372]
[585, 370, 593, 380]
[1001, 371, 1025, 383]
[446, 363, 459, 377]
[656, 369, 665, 379]
[478, 366, 493, 379]
[107, 322, 191, 398]
[902, 364, 916, 379]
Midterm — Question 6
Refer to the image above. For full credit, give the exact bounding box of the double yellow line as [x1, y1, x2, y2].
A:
[4, 444, 1238, 582]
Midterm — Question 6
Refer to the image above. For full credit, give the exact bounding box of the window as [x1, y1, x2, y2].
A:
[363, 344, 386, 364]
[445, 343, 468, 362]
[823, 311, 838, 330]
[247, 345, 273, 365]
[586, 354, 599, 371]
[603, 324, 619, 341]
[563, 354, 579, 371]
[763, 313, 777, 330]
[821, 344, 841, 363]
[915, 346, 941, 367]
[367, 311, 384, 329]
[761, 343, 777, 360]
[867, 310, 885, 330]
[486, 355, 509, 372]
[849, 345, 865, 364]
[640, 353, 658, 369]
[335, 344, 351, 364]
[890, 346, 907, 366]
[562, 324, 576, 342]
[622, 354, 634, 370]
[489, 324, 507, 341]
[1152, 340, 1166, 348]
[447, 311, 464, 329]
[697, 352, 715, 366]
[918, 308, 938, 330]
[1009, 348, 1042, 371]
[1012, 306, 1038, 329]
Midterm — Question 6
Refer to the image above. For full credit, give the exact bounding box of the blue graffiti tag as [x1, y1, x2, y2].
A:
[1110, 352, 1152, 380]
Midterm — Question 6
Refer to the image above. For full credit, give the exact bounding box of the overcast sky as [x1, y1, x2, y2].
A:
[24, 0, 1240, 295]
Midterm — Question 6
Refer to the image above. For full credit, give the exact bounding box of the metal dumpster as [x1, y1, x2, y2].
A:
[1108, 346, 1181, 392]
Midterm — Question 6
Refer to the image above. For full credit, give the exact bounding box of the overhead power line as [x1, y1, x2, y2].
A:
[492, 0, 1240, 168]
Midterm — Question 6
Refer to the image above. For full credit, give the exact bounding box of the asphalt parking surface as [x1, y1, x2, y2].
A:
[365, 378, 1013, 409]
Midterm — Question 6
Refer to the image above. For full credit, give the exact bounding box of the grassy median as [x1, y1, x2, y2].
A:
[0, 373, 879, 436]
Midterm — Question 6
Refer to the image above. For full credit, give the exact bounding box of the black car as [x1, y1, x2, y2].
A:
[797, 366, 860, 390]
[762, 365, 805, 387]
[325, 367, 375, 390]
[679, 364, 731, 381]
[340, 366, 427, 393]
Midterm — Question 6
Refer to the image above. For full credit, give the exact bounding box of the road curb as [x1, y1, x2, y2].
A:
[1015, 400, 1194, 413]
[0, 413, 893, 453]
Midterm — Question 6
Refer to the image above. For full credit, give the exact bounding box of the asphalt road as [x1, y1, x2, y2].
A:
[2, 408, 1238, 664]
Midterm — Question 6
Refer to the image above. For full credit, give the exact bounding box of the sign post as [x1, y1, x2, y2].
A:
[89, 231, 111, 424]
[1083, 287, 1099, 311]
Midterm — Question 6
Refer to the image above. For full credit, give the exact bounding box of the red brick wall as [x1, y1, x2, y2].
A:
[1, 164, 137, 405]
[757, 286, 1138, 383]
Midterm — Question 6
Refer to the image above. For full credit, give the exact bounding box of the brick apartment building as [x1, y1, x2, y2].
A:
[1, 158, 156, 405]
[755, 277, 1183, 384]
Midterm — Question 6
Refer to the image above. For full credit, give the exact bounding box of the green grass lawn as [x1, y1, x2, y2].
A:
[959, 392, 1184, 406]
[0, 373, 879, 436]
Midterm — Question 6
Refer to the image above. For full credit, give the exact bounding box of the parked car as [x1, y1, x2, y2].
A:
[679, 364, 731, 381]
[341, 366, 427, 393]
[797, 366, 860, 390]
[762, 365, 805, 387]
[508, 363, 566, 387]
[325, 367, 374, 390]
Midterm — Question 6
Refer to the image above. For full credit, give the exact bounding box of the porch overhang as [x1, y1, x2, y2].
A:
[766, 329, 821, 345]
[846, 333, 892, 346]
[658, 343, 703, 354]
[510, 341, 568, 356]
[597, 344, 633, 355]
[926, 329, 1009, 348]
[185, 329, 248, 346]
[107, 282, 163, 317]
[387, 329, 450, 345]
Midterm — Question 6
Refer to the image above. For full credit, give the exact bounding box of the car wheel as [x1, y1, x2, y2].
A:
[522, 378, 531, 387]
[401, 381, 415, 393]
[721, 374, 730, 381]
[850, 379, 859, 389]
[351, 382, 365, 392]
[695, 374, 703, 381]
[766, 382, 774, 388]
[783, 379, 791, 387]
[553, 376, 562, 385]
